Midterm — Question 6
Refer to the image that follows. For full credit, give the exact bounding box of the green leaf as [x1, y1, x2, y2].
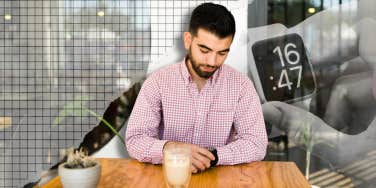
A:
[51, 94, 125, 145]
[52, 95, 92, 126]
[84, 107, 125, 145]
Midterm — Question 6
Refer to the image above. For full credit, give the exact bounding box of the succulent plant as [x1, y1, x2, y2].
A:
[63, 148, 97, 169]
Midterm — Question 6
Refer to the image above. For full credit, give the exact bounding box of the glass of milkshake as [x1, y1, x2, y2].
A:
[163, 147, 191, 188]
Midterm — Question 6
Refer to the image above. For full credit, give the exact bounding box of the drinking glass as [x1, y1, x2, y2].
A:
[163, 147, 191, 188]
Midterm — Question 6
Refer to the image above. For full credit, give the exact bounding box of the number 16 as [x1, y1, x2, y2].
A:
[273, 43, 300, 67]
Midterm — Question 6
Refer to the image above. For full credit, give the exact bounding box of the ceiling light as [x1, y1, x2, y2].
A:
[4, 14, 12, 20]
[97, 10, 105, 17]
[308, 8, 316, 14]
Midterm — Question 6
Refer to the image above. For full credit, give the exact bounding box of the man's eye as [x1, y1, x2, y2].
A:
[200, 49, 209, 53]
[218, 52, 227, 56]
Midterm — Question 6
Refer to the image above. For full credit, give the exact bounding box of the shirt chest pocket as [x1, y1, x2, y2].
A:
[205, 110, 234, 146]
[207, 100, 236, 130]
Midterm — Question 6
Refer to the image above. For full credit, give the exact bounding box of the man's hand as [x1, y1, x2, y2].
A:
[163, 141, 215, 173]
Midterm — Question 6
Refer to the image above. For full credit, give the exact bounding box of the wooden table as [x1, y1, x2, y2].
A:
[43, 158, 310, 188]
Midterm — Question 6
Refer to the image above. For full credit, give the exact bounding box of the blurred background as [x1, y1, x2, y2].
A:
[0, 0, 375, 187]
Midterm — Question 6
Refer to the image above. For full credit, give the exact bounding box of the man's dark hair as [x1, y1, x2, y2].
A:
[189, 3, 236, 38]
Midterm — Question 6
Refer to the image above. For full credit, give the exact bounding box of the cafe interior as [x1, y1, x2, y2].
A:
[0, 0, 375, 187]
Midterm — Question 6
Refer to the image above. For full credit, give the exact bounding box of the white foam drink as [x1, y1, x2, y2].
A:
[163, 147, 191, 188]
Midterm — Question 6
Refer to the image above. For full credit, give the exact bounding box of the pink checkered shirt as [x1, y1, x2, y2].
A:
[126, 59, 267, 165]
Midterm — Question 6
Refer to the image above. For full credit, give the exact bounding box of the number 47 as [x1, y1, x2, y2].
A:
[278, 65, 302, 90]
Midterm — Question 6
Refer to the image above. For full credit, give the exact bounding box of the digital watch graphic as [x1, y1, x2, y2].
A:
[252, 33, 317, 102]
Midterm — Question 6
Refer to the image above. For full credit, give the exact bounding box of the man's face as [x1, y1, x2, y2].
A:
[184, 28, 233, 79]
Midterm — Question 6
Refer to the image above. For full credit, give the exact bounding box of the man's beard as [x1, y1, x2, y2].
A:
[188, 48, 219, 79]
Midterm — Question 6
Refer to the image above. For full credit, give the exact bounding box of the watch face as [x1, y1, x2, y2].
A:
[252, 33, 316, 102]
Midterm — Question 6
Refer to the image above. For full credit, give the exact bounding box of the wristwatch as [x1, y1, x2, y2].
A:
[209, 148, 218, 167]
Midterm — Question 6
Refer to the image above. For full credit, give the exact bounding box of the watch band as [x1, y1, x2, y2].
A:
[209, 148, 218, 167]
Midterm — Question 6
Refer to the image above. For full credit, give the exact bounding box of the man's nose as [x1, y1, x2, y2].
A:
[206, 54, 217, 66]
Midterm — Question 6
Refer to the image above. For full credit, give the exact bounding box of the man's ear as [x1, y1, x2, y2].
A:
[183, 32, 192, 50]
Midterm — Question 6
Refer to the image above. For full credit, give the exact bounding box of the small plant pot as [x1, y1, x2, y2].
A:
[58, 161, 101, 188]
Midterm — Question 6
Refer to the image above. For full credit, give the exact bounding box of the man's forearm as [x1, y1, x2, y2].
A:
[215, 137, 267, 165]
[126, 134, 168, 164]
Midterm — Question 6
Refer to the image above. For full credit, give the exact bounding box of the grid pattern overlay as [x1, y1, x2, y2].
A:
[0, 0, 240, 187]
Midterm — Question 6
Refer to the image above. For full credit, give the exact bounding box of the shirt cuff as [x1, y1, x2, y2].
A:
[216, 147, 227, 165]
[150, 140, 169, 164]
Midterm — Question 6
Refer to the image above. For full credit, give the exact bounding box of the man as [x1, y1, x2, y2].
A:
[126, 3, 267, 173]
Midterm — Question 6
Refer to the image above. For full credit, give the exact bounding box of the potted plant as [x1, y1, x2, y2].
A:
[58, 148, 101, 188]
[53, 95, 125, 187]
